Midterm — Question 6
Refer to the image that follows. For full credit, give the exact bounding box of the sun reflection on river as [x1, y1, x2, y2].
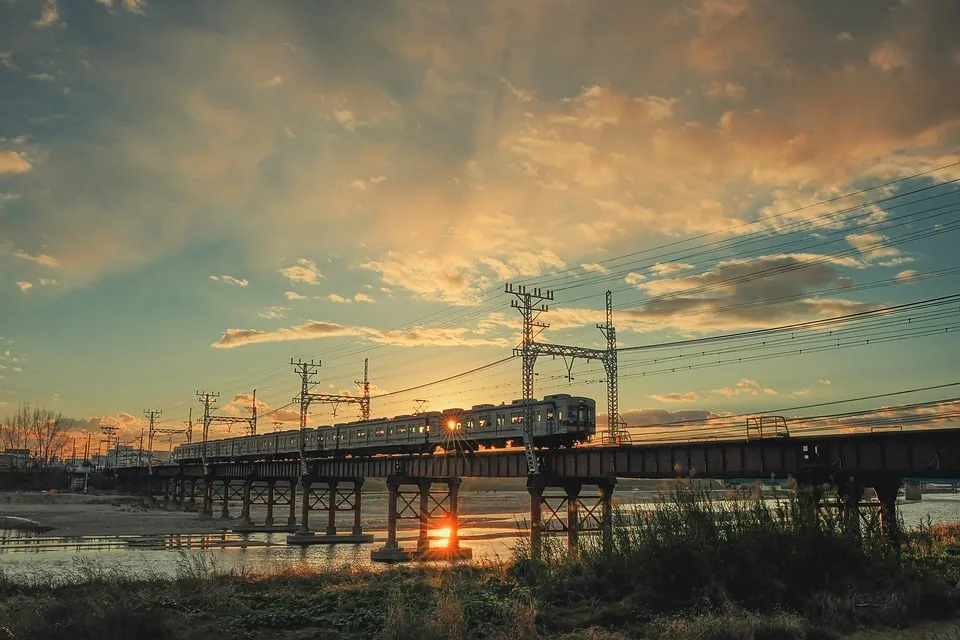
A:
[430, 526, 451, 548]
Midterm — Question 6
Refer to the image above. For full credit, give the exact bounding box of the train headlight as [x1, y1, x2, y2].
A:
[447, 419, 457, 431]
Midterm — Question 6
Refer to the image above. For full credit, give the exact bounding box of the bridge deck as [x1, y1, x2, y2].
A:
[122, 428, 960, 482]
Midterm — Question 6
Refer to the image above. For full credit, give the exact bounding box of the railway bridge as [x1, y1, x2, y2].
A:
[116, 427, 960, 561]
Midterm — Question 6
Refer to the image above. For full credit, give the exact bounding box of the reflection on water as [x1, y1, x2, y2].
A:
[0, 492, 957, 582]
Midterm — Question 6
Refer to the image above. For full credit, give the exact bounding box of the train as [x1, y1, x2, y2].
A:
[171, 394, 597, 463]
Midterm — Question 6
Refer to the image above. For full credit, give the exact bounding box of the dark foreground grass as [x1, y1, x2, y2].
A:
[1, 482, 958, 640]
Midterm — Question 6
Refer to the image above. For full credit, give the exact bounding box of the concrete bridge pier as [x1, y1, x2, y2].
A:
[288, 479, 298, 526]
[239, 476, 253, 526]
[526, 474, 616, 558]
[286, 477, 373, 545]
[265, 480, 275, 526]
[186, 479, 198, 511]
[220, 479, 231, 519]
[873, 476, 902, 548]
[904, 482, 923, 501]
[371, 475, 471, 562]
[835, 477, 864, 539]
[199, 476, 215, 519]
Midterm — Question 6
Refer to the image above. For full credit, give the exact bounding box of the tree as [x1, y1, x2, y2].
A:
[1, 403, 68, 466]
[1, 403, 33, 452]
[30, 406, 67, 466]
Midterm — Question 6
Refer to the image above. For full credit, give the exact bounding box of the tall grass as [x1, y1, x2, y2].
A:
[0, 481, 956, 639]
[513, 480, 959, 634]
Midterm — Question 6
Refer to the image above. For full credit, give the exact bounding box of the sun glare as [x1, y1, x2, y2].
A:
[430, 526, 451, 548]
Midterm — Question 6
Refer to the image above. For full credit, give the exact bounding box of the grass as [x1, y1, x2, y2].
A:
[0, 481, 957, 639]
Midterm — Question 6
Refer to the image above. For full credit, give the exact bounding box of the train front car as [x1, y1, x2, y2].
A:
[535, 394, 596, 447]
[563, 395, 596, 443]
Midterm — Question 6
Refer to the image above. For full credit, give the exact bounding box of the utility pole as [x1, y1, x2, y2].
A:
[137, 428, 145, 466]
[355, 358, 371, 422]
[596, 290, 626, 444]
[197, 390, 219, 473]
[291, 359, 321, 478]
[99, 423, 118, 469]
[144, 409, 161, 466]
[290, 358, 373, 477]
[196, 389, 257, 474]
[155, 427, 185, 453]
[506, 284, 629, 475]
[186, 408, 193, 444]
[507, 284, 553, 474]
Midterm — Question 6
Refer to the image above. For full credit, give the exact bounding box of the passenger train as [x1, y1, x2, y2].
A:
[172, 394, 596, 463]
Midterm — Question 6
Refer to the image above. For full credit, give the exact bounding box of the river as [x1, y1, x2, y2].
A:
[1, 491, 958, 583]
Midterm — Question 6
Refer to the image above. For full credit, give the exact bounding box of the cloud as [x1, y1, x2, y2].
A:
[327, 293, 350, 303]
[261, 75, 284, 88]
[345, 176, 387, 191]
[712, 378, 779, 397]
[33, 0, 64, 28]
[37, 278, 56, 286]
[11, 249, 60, 268]
[5, 0, 960, 300]
[211, 320, 511, 349]
[705, 80, 747, 101]
[279, 258, 322, 284]
[870, 41, 911, 72]
[498, 76, 535, 103]
[257, 306, 290, 319]
[354, 292, 375, 303]
[581, 262, 609, 274]
[213, 321, 361, 348]
[0, 152, 32, 175]
[284, 291, 306, 300]
[362, 251, 478, 305]
[15, 282, 32, 293]
[624, 272, 647, 285]
[650, 262, 694, 276]
[896, 269, 919, 282]
[618, 408, 716, 428]
[650, 392, 699, 403]
[96, 0, 148, 13]
[209, 274, 249, 287]
[845, 232, 901, 261]
[29, 73, 57, 82]
[620, 253, 879, 331]
[0, 53, 19, 71]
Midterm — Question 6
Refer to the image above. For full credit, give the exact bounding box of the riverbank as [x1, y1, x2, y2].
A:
[1, 485, 958, 639]
[0, 491, 229, 536]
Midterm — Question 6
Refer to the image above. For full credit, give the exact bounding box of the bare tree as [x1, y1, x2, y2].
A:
[30, 406, 67, 466]
[1, 403, 33, 452]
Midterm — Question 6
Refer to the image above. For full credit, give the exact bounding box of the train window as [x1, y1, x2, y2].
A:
[547, 410, 555, 421]
[558, 411, 563, 421]
[510, 412, 524, 424]
[536, 413, 542, 422]
[357, 430, 365, 438]
[466, 419, 475, 429]
[479, 416, 489, 428]
[398, 426, 407, 434]
[496, 415, 505, 426]
[425, 425, 431, 432]
[375, 428, 385, 436]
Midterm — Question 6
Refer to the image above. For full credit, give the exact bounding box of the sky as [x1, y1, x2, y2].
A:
[1, 0, 959, 449]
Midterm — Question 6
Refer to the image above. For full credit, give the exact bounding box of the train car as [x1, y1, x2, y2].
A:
[171, 395, 597, 463]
